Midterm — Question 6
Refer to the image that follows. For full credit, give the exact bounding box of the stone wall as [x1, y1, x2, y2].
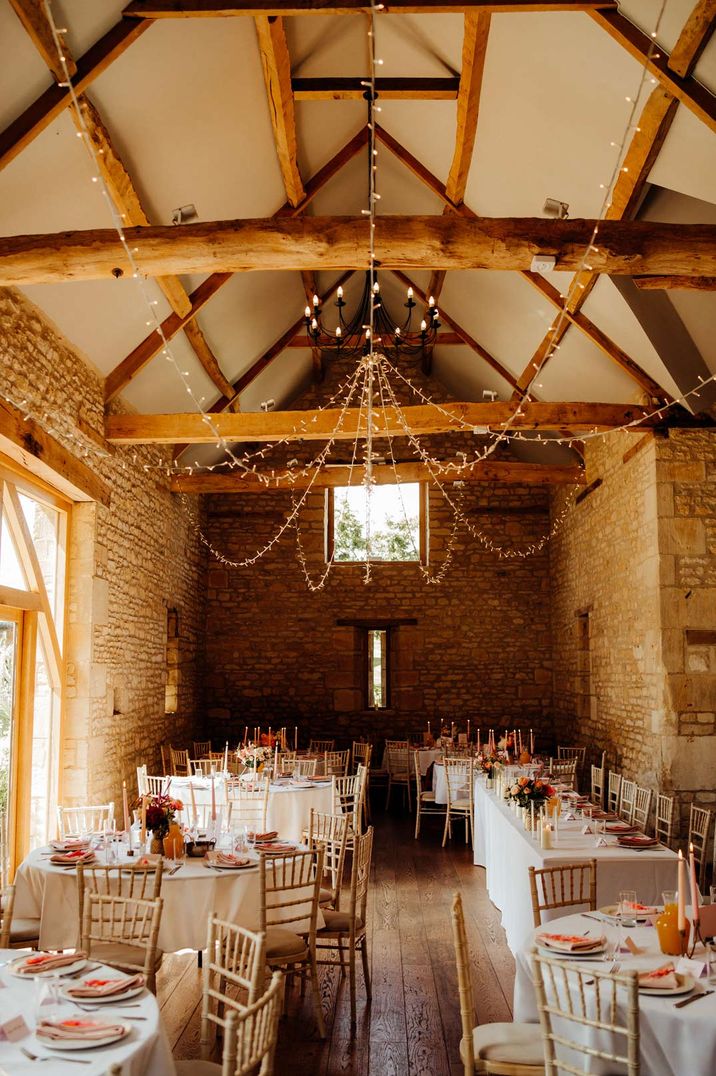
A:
[0, 287, 204, 812]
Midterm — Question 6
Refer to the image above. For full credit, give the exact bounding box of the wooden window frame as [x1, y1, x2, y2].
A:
[362, 626, 392, 711]
[326, 481, 428, 564]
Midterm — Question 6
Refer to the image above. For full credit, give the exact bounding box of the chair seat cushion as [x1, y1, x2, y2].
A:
[176, 1061, 221, 1074]
[420, 791, 437, 802]
[265, 926, 308, 960]
[9, 918, 41, 943]
[319, 909, 364, 934]
[451, 798, 471, 808]
[460, 1022, 545, 1069]
[319, 886, 334, 905]
[90, 942, 163, 971]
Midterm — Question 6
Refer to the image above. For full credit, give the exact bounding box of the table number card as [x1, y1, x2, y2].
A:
[0, 1012, 29, 1042]
[676, 956, 708, 979]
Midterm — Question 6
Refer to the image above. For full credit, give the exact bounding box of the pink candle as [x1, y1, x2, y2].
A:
[274, 743, 279, 775]
[689, 842, 700, 924]
[140, 796, 147, 844]
[243, 726, 248, 745]
[190, 781, 197, 826]
[467, 719, 470, 742]
[294, 725, 298, 751]
[122, 781, 130, 833]
[223, 741, 229, 773]
[530, 728, 534, 755]
[210, 775, 217, 822]
[477, 728, 481, 752]
[677, 849, 687, 932]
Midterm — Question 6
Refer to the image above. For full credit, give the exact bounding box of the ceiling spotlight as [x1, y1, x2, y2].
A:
[543, 197, 569, 219]
[482, 389, 499, 402]
[260, 399, 275, 412]
[171, 203, 198, 225]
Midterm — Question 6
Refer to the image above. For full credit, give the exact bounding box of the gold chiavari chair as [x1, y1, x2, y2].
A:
[293, 757, 317, 778]
[170, 747, 191, 776]
[191, 758, 216, 777]
[308, 739, 334, 754]
[197, 915, 266, 1060]
[532, 950, 639, 1076]
[632, 785, 652, 834]
[160, 744, 172, 774]
[279, 751, 297, 774]
[619, 778, 637, 824]
[688, 803, 713, 889]
[452, 893, 544, 1075]
[385, 747, 412, 810]
[259, 847, 326, 1039]
[306, 808, 348, 910]
[193, 740, 212, 758]
[182, 972, 284, 1076]
[528, 860, 597, 927]
[226, 777, 270, 836]
[333, 768, 366, 852]
[385, 739, 409, 750]
[0, 884, 14, 948]
[414, 750, 445, 839]
[57, 804, 115, 838]
[351, 741, 373, 824]
[77, 860, 164, 940]
[548, 758, 578, 790]
[0, 813, 40, 948]
[655, 793, 675, 847]
[316, 826, 374, 1032]
[324, 749, 350, 777]
[590, 750, 606, 808]
[81, 891, 164, 993]
[442, 757, 474, 848]
[607, 771, 622, 815]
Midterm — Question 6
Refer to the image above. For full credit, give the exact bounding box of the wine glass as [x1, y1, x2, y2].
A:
[620, 890, 638, 928]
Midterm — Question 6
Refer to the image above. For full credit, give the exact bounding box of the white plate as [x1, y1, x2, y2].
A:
[205, 860, 257, 870]
[9, 956, 87, 979]
[537, 943, 607, 960]
[60, 981, 145, 1004]
[599, 904, 656, 922]
[36, 1022, 131, 1050]
[639, 972, 694, 997]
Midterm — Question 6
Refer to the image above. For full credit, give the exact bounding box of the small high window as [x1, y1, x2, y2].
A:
[367, 628, 388, 709]
[328, 482, 425, 563]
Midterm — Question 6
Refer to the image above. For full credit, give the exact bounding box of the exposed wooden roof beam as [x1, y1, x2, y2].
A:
[589, 8, 716, 134]
[0, 17, 153, 172]
[255, 15, 305, 207]
[105, 128, 368, 402]
[124, 2, 618, 16]
[106, 401, 665, 445]
[171, 459, 586, 492]
[292, 77, 459, 100]
[667, 0, 716, 78]
[633, 275, 716, 290]
[3, 216, 711, 284]
[9, 0, 77, 81]
[446, 12, 490, 204]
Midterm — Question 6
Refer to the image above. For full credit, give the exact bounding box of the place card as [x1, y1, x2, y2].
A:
[595, 836, 608, 847]
[564, 811, 576, 821]
[676, 956, 708, 979]
[581, 823, 593, 835]
[0, 1012, 29, 1042]
[624, 936, 643, 956]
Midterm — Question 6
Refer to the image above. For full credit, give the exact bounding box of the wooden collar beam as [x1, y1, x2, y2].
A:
[292, 77, 460, 100]
[170, 459, 586, 492]
[106, 402, 661, 445]
[123, 2, 618, 16]
[2, 217, 714, 285]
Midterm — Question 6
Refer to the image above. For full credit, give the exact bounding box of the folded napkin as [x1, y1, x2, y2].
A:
[36, 1018, 126, 1042]
[134, 854, 162, 866]
[537, 932, 604, 953]
[15, 952, 87, 976]
[207, 851, 251, 868]
[624, 901, 658, 915]
[256, 840, 295, 853]
[606, 822, 638, 832]
[50, 838, 90, 852]
[618, 835, 659, 847]
[64, 974, 144, 999]
[253, 831, 278, 842]
[50, 850, 95, 865]
[638, 963, 679, 990]
[307, 775, 329, 782]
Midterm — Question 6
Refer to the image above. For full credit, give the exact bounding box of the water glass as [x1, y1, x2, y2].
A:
[709, 886, 716, 906]
[35, 975, 61, 1021]
[620, 890, 638, 927]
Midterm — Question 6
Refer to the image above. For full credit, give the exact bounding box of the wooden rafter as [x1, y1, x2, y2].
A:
[589, 8, 716, 134]
[292, 77, 460, 100]
[9, 0, 77, 81]
[123, 2, 618, 15]
[171, 459, 586, 491]
[106, 401, 664, 445]
[668, 0, 716, 77]
[633, 275, 716, 290]
[0, 18, 153, 171]
[2, 216, 711, 284]
[104, 128, 368, 403]
[255, 15, 305, 207]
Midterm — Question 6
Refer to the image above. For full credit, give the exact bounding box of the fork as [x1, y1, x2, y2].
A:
[20, 1047, 91, 1065]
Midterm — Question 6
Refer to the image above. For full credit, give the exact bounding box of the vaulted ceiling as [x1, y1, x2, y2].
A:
[1, 1, 715, 473]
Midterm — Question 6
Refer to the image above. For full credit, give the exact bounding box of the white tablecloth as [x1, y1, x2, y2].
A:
[0, 948, 175, 1075]
[166, 777, 334, 842]
[473, 778, 678, 952]
[514, 911, 716, 1076]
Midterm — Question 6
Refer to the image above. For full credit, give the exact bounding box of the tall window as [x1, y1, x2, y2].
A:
[329, 482, 425, 563]
[0, 468, 67, 869]
[367, 628, 388, 709]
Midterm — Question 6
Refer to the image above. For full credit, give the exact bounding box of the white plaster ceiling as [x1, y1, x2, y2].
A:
[0, 0, 714, 433]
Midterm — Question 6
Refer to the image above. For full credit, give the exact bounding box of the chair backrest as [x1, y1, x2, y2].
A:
[279, 752, 297, 774]
[309, 739, 335, 754]
[193, 740, 212, 758]
[57, 803, 115, 838]
[632, 785, 652, 833]
[532, 949, 640, 1076]
[607, 771, 622, 814]
[590, 751, 606, 808]
[451, 892, 477, 1074]
[259, 847, 324, 944]
[528, 860, 597, 927]
[226, 778, 270, 834]
[76, 861, 164, 937]
[81, 891, 163, 978]
[334, 769, 364, 833]
[200, 915, 266, 1059]
[549, 758, 578, 789]
[386, 747, 410, 779]
[222, 970, 284, 1076]
[351, 741, 372, 772]
[385, 739, 408, 751]
[688, 803, 713, 888]
[348, 826, 374, 932]
[293, 757, 317, 778]
[191, 758, 215, 776]
[619, 778, 636, 823]
[0, 884, 15, 948]
[160, 744, 172, 774]
[170, 747, 190, 776]
[307, 808, 348, 908]
[443, 757, 474, 808]
[324, 749, 350, 777]
[137, 768, 166, 797]
[655, 793, 675, 847]
[0, 811, 9, 889]
[557, 745, 586, 766]
[182, 801, 224, 833]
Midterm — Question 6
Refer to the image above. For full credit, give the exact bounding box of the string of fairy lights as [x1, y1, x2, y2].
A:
[2, 0, 706, 584]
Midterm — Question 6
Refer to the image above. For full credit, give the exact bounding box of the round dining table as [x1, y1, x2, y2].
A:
[0, 948, 175, 1075]
[513, 909, 716, 1076]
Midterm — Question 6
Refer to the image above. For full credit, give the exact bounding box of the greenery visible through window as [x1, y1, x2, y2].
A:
[333, 483, 422, 562]
[367, 629, 388, 709]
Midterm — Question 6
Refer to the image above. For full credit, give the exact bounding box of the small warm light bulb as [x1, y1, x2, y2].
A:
[311, 318, 318, 330]
[304, 305, 311, 318]
[337, 286, 343, 299]
[395, 327, 401, 335]
[335, 326, 342, 337]
[420, 319, 427, 332]
[312, 294, 319, 307]
[373, 281, 380, 294]
[365, 328, 371, 339]
[407, 287, 414, 299]
[428, 295, 435, 306]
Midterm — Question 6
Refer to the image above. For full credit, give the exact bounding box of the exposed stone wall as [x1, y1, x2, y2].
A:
[0, 287, 204, 814]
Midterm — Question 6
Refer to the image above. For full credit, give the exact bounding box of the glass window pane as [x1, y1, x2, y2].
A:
[0, 620, 18, 818]
[29, 642, 57, 850]
[19, 494, 60, 619]
[0, 515, 26, 590]
[334, 483, 421, 562]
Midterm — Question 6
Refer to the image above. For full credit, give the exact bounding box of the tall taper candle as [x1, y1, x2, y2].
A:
[122, 781, 130, 834]
[223, 741, 229, 773]
[190, 781, 197, 827]
[677, 849, 687, 932]
[689, 842, 700, 924]
[211, 775, 216, 822]
[530, 728, 534, 755]
[140, 795, 147, 845]
[294, 725, 298, 751]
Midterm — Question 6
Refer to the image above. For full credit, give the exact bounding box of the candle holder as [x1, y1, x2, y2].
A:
[687, 920, 706, 959]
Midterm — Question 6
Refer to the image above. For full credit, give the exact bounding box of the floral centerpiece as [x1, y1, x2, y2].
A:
[236, 745, 272, 770]
[143, 794, 183, 839]
[477, 755, 499, 777]
[503, 775, 555, 809]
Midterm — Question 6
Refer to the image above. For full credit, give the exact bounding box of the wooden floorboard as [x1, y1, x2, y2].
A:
[157, 800, 515, 1073]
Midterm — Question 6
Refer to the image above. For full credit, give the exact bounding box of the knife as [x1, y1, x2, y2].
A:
[674, 989, 714, 1009]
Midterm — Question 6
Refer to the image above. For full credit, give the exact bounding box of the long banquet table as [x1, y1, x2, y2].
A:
[473, 777, 679, 952]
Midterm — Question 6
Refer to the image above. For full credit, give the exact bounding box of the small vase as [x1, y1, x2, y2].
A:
[656, 903, 689, 956]
[163, 822, 183, 859]
[150, 836, 163, 855]
[486, 777, 493, 791]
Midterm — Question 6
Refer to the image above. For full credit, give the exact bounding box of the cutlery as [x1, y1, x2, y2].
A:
[168, 863, 184, 875]
[66, 963, 100, 978]
[674, 989, 714, 1009]
[70, 1001, 142, 1009]
[581, 914, 605, 923]
[21, 1047, 91, 1065]
[73, 1007, 147, 1020]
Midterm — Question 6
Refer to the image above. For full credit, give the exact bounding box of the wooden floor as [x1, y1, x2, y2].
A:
[157, 801, 515, 1075]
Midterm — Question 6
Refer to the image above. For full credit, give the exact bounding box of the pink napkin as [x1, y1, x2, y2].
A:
[638, 963, 679, 990]
[64, 974, 144, 999]
[50, 850, 95, 866]
[50, 839, 90, 852]
[537, 932, 604, 952]
[15, 952, 86, 976]
[207, 852, 250, 868]
[36, 1018, 126, 1042]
